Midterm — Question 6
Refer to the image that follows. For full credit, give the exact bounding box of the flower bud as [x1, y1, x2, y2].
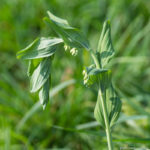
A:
[70, 48, 78, 56]
[64, 44, 70, 51]
[82, 69, 89, 85]
[82, 70, 86, 75]
[84, 78, 89, 85]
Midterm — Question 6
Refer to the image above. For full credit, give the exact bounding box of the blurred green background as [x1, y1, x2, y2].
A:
[0, 0, 150, 149]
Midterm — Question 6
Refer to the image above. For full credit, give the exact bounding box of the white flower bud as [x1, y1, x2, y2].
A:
[64, 44, 70, 51]
[74, 49, 78, 56]
[82, 70, 86, 75]
[70, 48, 78, 56]
[84, 78, 88, 85]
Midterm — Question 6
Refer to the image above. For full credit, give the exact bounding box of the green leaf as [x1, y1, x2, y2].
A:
[99, 70, 112, 92]
[39, 77, 50, 109]
[27, 59, 42, 77]
[44, 11, 90, 50]
[94, 90, 105, 127]
[83, 64, 109, 87]
[94, 85, 122, 128]
[16, 37, 63, 60]
[107, 85, 122, 127]
[97, 21, 115, 67]
[46, 11, 70, 29]
[27, 60, 33, 77]
[30, 57, 52, 93]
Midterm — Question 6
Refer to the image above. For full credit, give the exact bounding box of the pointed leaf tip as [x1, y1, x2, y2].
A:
[97, 20, 114, 68]
[39, 78, 50, 109]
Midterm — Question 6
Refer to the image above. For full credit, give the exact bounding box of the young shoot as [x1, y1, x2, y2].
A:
[16, 11, 122, 150]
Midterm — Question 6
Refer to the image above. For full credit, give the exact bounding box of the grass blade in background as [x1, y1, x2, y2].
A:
[17, 79, 76, 131]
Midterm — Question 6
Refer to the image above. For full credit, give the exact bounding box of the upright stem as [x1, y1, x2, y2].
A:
[91, 51, 101, 68]
[91, 51, 113, 150]
[98, 90, 113, 150]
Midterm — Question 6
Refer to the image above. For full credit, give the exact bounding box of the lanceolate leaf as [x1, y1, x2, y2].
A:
[94, 85, 122, 128]
[27, 59, 42, 77]
[16, 37, 63, 60]
[97, 21, 115, 68]
[30, 57, 52, 93]
[94, 90, 105, 127]
[107, 85, 122, 127]
[39, 77, 50, 109]
[44, 11, 90, 50]
[64, 28, 90, 50]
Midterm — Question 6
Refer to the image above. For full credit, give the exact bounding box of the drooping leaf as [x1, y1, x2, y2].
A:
[39, 77, 50, 109]
[16, 37, 63, 60]
[44, 11, 90, 50]
[94, 85, 122, 128]
[30, 57, 52, 93]
[97, 21, 115, 67]
[64, 28, 90, 50]
[27, 59, 42, 77]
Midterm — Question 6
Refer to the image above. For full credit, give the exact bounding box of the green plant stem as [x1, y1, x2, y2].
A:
[91, 51, 113, 150]
[98, 90, 113, 150]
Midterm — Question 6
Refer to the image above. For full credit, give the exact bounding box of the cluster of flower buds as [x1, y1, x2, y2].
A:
[82, 69, 89, 85]
[64, 44, 78, 56]
[70, 48, 78, 56]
